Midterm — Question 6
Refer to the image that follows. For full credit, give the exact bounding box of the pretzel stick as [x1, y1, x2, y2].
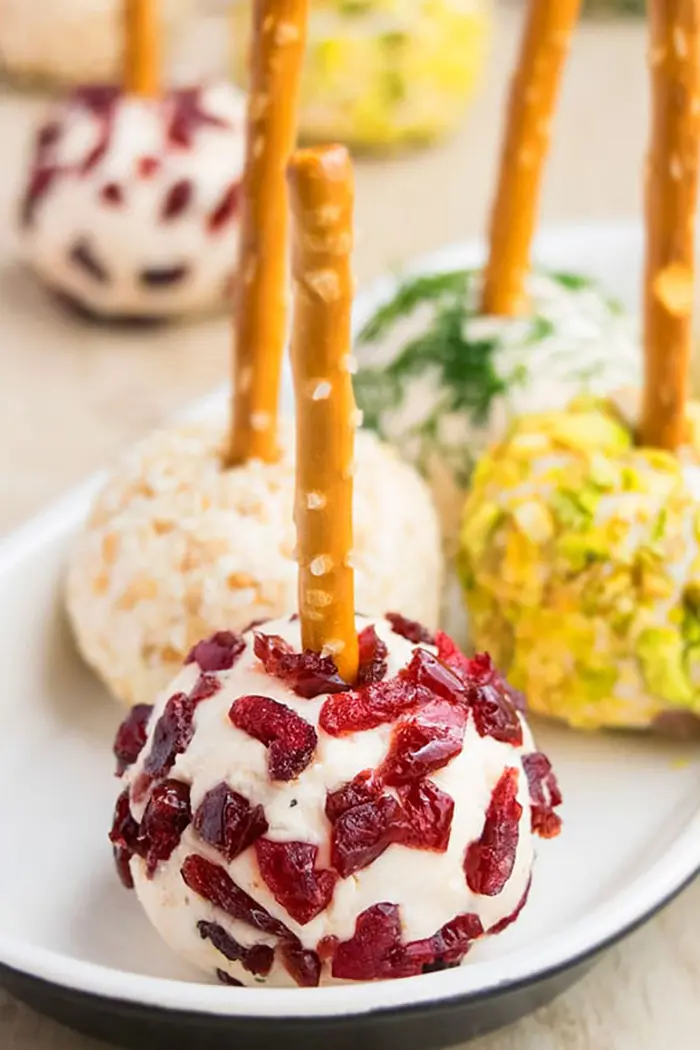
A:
[288, 145, 359, 684]
[640, 0, 700, 451]
[481, 0, 581, 316]
[124, 0, 160, 97]
[227, 0, 309, 466]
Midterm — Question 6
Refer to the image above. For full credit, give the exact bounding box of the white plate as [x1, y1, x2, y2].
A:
[1, 220, 699, 1050]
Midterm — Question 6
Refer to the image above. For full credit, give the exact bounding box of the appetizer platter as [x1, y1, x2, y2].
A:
[1, 0, 700, 1048]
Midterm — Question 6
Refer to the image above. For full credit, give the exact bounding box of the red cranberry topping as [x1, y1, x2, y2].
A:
[464, 768, 522, 897]
[398, 780, 454, 853]
[208, 182, 240, 233]
[38, 121, 61, 151]
[113, 845, 135, 889]
[198, 920, 274, 976]
[407, 913, 484, 973]
[162, 178, 194, 221]
[522, 753, 563, 839]
[69, 238, 109, 283]
[325, 770, 383, 823]
[279, 943, 321, 988]
[386, 613, 435, 646]
[356, 625, 389, 686]
[193, 783, 268, 861]
[139, 779, 192, 878]
[330, 794, 408, 878]
[139, 677, 218, 792]
[140, 264, 190, 288]
[109, 790, 141, 887]
[186, 631, 246, 673]
[489, 876, 532, 935]
[401, 648, 467, 707]
[217, 969, 243, 987]
[113, 703, 153, 776]
[229, 695, 317, 781]
[380, 699, 467, 786]
[101, 182, 124, 206]
[255, 840, 337, 925]
[189, 673, 221, 703]
[253, 633, 347, 699]
[168, 88, 229, 149]
[138, 156, 160, 178]
[20, 167, 57, 228]
[465, 654, 523, 746]
[331, 903, 412, 980]
[73, 84, 121, 113]
[181, 855, 289, 938]
[320, 678, 419, 737]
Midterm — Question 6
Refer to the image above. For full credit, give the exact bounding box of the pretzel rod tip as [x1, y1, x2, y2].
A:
[227, 0, 310, 467]
[288, 144, 359, 683]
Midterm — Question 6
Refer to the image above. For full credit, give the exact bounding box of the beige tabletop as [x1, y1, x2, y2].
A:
[2, 4, 700, 1049]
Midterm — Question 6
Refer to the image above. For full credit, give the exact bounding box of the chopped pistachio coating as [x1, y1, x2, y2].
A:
[458, 397, 700, 731]
[354, 270, 640, 539]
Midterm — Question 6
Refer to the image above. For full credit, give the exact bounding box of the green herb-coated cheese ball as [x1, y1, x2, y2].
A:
[458, 397, 700, 733]
[354, 270, 641, 540]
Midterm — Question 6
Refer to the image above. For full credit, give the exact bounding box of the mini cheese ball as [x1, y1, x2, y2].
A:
[355, 268, 640, 534]
[459, 398, 700, 733]
[66, 420, 444, 708]
[0, 0, 192, 87]
[19, 82, 247, 321]
[109, 613, 563, 987]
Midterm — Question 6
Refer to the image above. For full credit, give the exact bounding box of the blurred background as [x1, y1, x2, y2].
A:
[0, 0, 649, 533]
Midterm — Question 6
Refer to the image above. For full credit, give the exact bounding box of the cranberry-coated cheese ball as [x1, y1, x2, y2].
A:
[19, 83, 247, 321]
[66, 421, 443, 707]
[110, 613, 562, 987]
[0, 0, 192, 87]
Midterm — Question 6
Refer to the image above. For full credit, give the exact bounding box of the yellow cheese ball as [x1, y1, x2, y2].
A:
[459, 398, 700, 733]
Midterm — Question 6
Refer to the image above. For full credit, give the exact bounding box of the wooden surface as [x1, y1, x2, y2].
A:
[2, 5, 700, 1048]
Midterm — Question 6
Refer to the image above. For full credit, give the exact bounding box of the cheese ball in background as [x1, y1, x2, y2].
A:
[66, 422, 443, 708]
[354, 269, 641, 541]
[459, 397, 700, 734]
[230, 0, 491, 152]
[0, 0, 193, 87]
[110, 613, 562, 987]
[19, 83, 247, 322]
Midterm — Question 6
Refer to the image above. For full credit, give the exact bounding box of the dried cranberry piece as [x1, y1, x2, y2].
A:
[465, 653, 523, 746]
[489, 876, 532, 935]
[109, 790, 141, 886]
[522, 753, 563, 839]
[438, 635, 525, 716]
[139, 779, 192, 877]
[254, 633, 347, 699]
[229, 695, 317, 781]
[325, 770, 383, 823]
[186, 631, 246, 673]
[386, 613, 435, 646]
[280, 943, 321, 987]
[162, 178, 193, 221]
[401, 648, 467, 707]
[320, 678, 419, 737]
[138, 156, 160, 178]
[356, 625, 389, 685]
[331, 795, 408, 878]
[21, 167, 57, 228]
[332, 903, 418, 981]
[255, 840, 337, 925]
[208, 182, 240, 233]
[69, 238, 109, 283]
[380, 699, 467, 786]
[189, 673, 221, 703]
[194, 783, 268, 861]
[38, 121, 61, 151]
[181, 855, 289, 938]
[198, 920, 274, 976]
[142, 693, 194, 781]
[464, 768, 522, 897]
[406, 913, 484, 973]
[113, 703, 153, 776]
[398, 780, 454, 853]
[217, 969, 243, 987]
[168, 88, 229, 149]
[101, 182, 123, 206]
[140, 264, 190, 288]
[74, 84, 120, 113]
